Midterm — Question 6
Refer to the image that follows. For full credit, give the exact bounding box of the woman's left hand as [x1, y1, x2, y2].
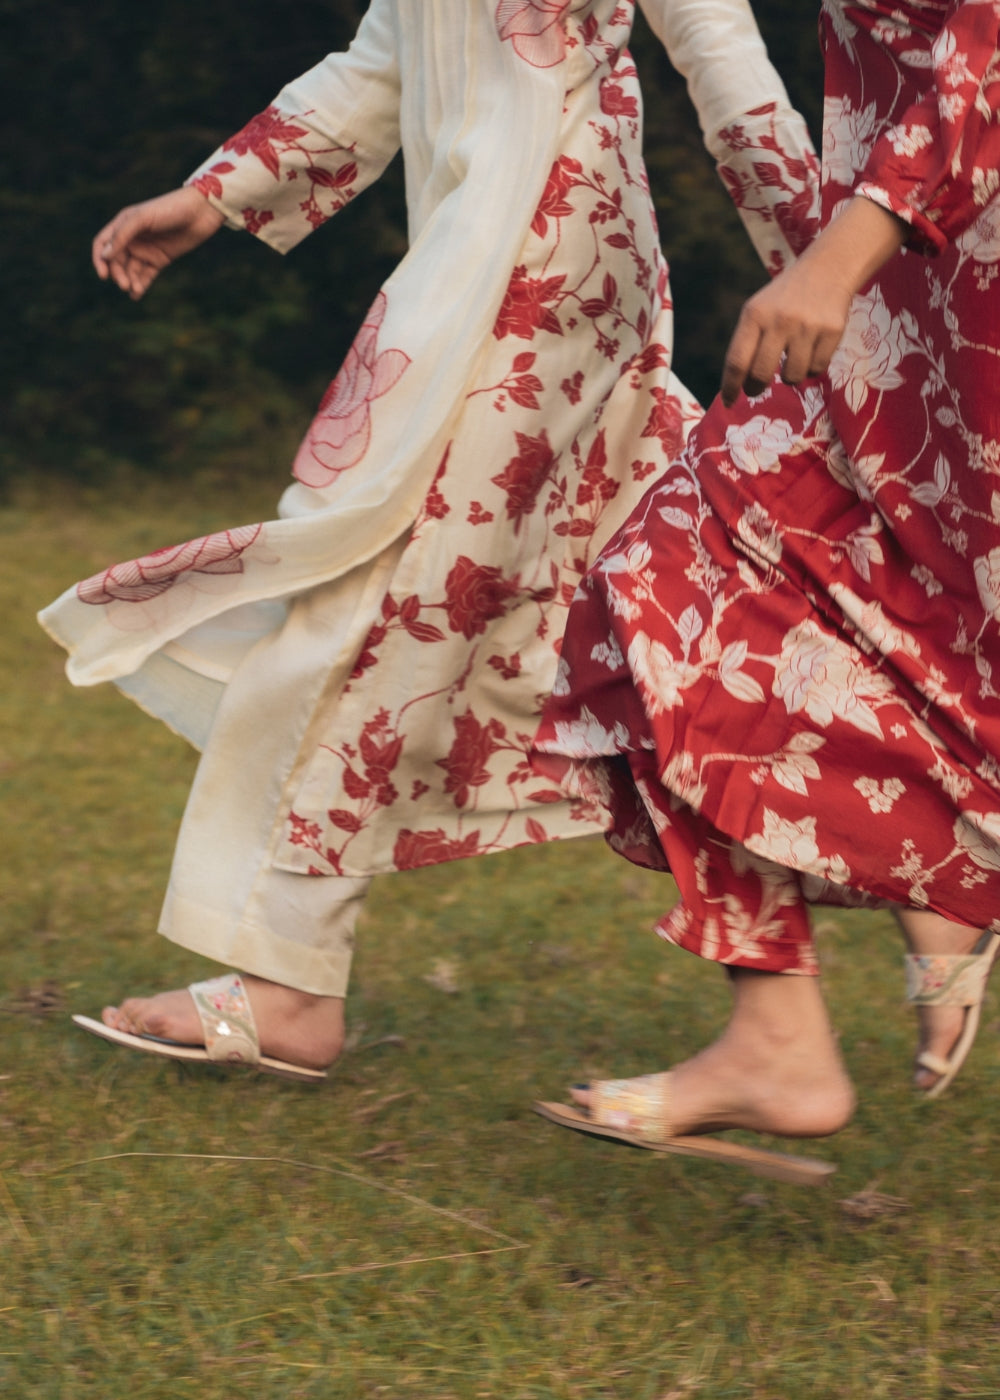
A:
[720, 196, 908, 407]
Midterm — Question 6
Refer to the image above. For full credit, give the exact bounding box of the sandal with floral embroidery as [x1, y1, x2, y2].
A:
[534, 1072, 836, 1186]
[72, 972, 326, 1083]
[905, 930, 1000, 1099]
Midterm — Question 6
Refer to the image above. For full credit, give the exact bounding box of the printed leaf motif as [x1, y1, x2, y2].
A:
[718, 639, 765, 704]
[677, 604, 704, 650]
[772, 753, 822, 795]
[403, 619, 447, 643]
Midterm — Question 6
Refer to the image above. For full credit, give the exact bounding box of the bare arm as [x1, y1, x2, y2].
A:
[720, 196, 908, 407]
[92, 186, 226, 301]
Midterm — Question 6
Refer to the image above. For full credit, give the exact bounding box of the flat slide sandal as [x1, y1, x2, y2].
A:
[905, 929, 1000, 1099]
[534, 1073, 836, 1187]
[72, 972, 326, 1083]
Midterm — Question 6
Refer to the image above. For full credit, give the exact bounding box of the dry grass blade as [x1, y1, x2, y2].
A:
[45, 1150, 527, 1247]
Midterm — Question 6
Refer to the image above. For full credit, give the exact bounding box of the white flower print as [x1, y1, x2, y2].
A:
[974, 546, 1000, 621]
[828, 287, 911, 413]
[822, 95, 881, 187]
[550, 654, 572, 697]
[854, 775, 906, 813]
[825, 436, 857, 492]
[591, 635, 625, 670]
[774, 619, 890, 738]
[928, 759, 973, 804]
[886, 122, 933, 158]
[736, 502, 783, 565]
[724, 414, 800, 475]
[661, 750, 707, 811]
[953, 812, 1000, 872]
[627, 630, 700, 716]
[547, 706, 630, 757]
[938, 91, 968, 123]
[827, 584, 922, 659]
[745, 810, 821, 872]
[971, 166, 1000, 210]
[598, 539, 651, 583]
[911, 563, 943, 596]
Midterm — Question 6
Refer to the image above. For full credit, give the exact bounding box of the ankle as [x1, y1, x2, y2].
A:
[894, 907, 981, 956]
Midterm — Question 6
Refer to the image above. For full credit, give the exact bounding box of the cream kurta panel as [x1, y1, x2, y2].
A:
[40, 1, 818, 895]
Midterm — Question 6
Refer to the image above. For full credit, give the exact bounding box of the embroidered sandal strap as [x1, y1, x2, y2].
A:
[904, 949, 994, 1008]
[189, 973, 260, 1066]
[588, 1073, 674, 1143]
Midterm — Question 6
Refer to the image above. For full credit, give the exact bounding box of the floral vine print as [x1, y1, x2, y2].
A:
[48, 0, 823, 891]
[495, 1, 573, 67]
[534, 0, 1000, 971]
[275, 7, 706, 876]
[77, 526, 264, 605]
[190, 105, 361, 235]
[293, 293, 412, 486]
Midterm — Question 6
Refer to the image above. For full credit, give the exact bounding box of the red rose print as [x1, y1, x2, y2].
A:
[488, 652, 522, 680]
[358, 708, 403, 805]
[574, 429, 620, 509]
[531, 156, 584, 238]
[599, 79, 639, 119]
[294, 292, 411, 486]
[443, 557, 519, 639]
[222, 106, 310, 180]
[561, 370, 584, 403]
[76, 524, 264, 605]
[393, 827, 485, 869]
[628, 342, 671, 378]
[640, 386, 684, 457]
[287, 812, 322, 848]
[188, 161, 234, 201]
[422, 443, 452, 523]
[493, 266, 566, 341]
[494, 1, 570, 68]
[241, 207, 275, 236]
[776, 186, 821, 257]
[491, 429, 558, 532]
[436, 710, 507, 807]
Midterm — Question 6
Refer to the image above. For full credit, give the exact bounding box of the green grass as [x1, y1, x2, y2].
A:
[3, 474, 1000, 1398]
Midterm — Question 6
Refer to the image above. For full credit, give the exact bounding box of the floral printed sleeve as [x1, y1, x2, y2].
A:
[640, 0, 821, 274]
[186, 0, 401, 253]
[854, 0, 1000, 253]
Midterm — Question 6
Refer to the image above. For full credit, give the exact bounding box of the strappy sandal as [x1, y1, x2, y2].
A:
[905, 930, 1000, 1099]
[534, 1072, 836, 1186]
[72, 972, 326, 1083]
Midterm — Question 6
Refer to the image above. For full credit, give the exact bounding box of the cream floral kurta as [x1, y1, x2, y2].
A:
[40, 1, 816, 978]
[535, 0, 1000, 974]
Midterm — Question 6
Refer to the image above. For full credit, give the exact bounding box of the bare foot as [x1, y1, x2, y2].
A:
[101, 974, 345, 1070]
[895, 907, 989, 1092]
[572, 969, 855, 1140]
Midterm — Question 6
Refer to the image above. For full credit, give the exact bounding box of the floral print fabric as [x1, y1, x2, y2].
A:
[534, 0, 1000, 972]
[40, 1, 816, 897]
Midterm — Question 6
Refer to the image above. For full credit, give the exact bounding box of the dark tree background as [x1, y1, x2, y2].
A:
[0, 0, 821, 488]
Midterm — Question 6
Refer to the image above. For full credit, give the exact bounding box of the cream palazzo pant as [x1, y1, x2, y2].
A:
[158, 540, 411, 997]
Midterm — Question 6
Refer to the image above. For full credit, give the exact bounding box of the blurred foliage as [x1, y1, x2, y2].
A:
[1, 0, 820, 488]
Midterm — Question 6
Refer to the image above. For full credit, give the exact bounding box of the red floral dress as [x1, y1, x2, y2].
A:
[535, 0, 1000, 974]
[40, 1, 816, 980]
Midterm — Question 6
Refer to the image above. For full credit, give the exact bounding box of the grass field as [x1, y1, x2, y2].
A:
[3, 475, 1000, 1398]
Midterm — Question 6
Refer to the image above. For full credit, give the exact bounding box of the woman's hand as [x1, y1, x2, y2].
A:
[92, 187, 226, 300]
[720, 196, 908, 407]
